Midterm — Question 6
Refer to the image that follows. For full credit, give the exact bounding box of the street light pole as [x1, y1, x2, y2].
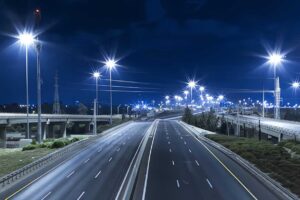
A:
[34, 8, 42, 143]
[93, 72, 100, 135]
[109, 69, 112, 124]
[25, 45, 30, 139]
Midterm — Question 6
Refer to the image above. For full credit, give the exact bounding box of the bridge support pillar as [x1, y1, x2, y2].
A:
[62, 122, 68, 138]
[43, 123, 49, 140]
[0, 125, 6, 148]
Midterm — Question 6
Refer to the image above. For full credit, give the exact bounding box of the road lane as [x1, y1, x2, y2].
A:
[144, 119, 284, 200]
[6, 122, 150, 200]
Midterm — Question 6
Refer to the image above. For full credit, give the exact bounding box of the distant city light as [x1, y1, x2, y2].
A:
[183, 90, 189, 95]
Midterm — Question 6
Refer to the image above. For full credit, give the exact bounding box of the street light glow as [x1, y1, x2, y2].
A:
[199, 86, 205, 92]
[93, 72, 100, 78]
[268, 53, 283, 66]
[18, 33, 34, 46]
[292, 81, 300, 89]
[183, 90, 189, 95]
[105, 59, 117, 70]
[188, 81, 196, 88]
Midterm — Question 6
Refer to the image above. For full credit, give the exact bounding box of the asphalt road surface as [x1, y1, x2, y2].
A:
[144, 120, 285, 200]
[5, 122, 150, 200]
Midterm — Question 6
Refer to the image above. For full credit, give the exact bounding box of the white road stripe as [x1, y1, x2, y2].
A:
[206, 178, 213, 189]
[116, 147, 120, 152]
[172, 160, 175, 166]
[180, 136, 183, 140]
[176, 179, 180, 188]
[77, 191, 85, 200]
[169, 148, 172, 153]
[195, 160, 200, 166]
[41, 191, 51, 200]
[94, 170, 102, 179]
[189, 149, 192, 153]
[84, 158, 90, 164]
[97, 148, 102, 153]
[184, 141, 187, 145]
[168, 141, 170, 145]
[109, 157, 112, 162]
[66, 171, 75, 178]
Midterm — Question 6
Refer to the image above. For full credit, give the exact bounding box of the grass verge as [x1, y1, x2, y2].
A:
[0, 148, 54, 177]
[206, 134, 300, 197]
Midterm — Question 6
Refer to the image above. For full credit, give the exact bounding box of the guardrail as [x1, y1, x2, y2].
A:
[0, 120, 133, 191]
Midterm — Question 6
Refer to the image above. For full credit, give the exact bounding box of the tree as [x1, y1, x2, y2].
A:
[182, 107, 193, 124]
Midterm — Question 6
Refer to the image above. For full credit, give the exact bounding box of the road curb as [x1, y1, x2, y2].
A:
[179, 120, 299, 200]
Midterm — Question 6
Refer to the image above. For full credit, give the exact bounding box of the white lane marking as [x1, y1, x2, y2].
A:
[41, 191, 51, 200]
[184, 141, 187, 145]
[195, 160, 200, 166]
[176, 179, 180, 188]
[84, 158, 90, 164]
[116, 147, 120, 152]
[66, 171, 75, 178]
[97, 148, 102, 153]
[169, 148, 172, 153]
[142, 120, 159, 200]
[77, 191, 85, 200]
[94, 170, 102, 179]
[206, 178, 213, 189]
[180, 136, 183, 140]
[172, 160, 175, 166]
[189, 149, 192, 153]
[168, 141, 170, 145]
[109, 157, 112, 162]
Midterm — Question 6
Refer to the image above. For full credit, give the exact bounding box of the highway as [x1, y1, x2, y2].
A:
[143, 119, 286, 200]
[3, 122, 150, 200]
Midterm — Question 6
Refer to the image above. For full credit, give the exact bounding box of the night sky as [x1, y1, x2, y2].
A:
[0, 0, 300, 105]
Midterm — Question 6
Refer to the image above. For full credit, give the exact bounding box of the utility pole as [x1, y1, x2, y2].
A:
[53, 72, 61, 114]
[34, 8, 42, 143]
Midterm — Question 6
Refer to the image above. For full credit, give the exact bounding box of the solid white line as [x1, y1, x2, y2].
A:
[206, 178, 213, 189]
[172, 160, 175, 166]
[84, 158, 90, 164]
[94, 170, 102, 179]
[176, 179, 180, 188]
[142, 120, 158, 200]
[189, 149, 192, 153]
[169, 148, 172, 153]
[41, 191, 51, 200]
[195, 160, 200, 166]
[66, 171, 75, 178]
[77, 191, 85, 200]
[109, 157, 112, 162]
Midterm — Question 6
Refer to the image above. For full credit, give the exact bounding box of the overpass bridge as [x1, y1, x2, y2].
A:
[0, 113, 127, 148]
[221, 114, 300, 142]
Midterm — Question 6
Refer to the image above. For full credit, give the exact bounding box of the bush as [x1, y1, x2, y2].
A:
[22, 144, 37, 151]
[51, 140, 65, 149]
[71, 137, 80, 143]
[31, 140, 37, 145]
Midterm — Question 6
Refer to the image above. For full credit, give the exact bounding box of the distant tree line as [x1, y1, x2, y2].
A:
[182, 107, 227, 134]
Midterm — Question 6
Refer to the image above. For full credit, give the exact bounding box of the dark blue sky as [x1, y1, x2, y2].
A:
[0, 0, 300, 105]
